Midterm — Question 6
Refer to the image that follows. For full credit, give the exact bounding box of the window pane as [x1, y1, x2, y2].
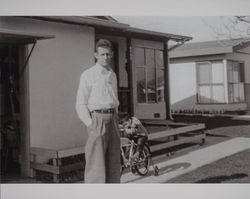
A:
[157, 69, 164, 102]
[135, 47, 144, 66]
[239, 63, 245, 82]
[239, 82, 245, 101]
[232, 63, 239, 83]
[212, 85, 225, 103]
[229, 83, 245, 103]
[155, 50, 164, 68]
[145, 49, 154, 68]
[227, 61, 234, 83]
[228, 84, 234, 103]
[228, 61, 239, 83]
[199, 86, 211, 103]
[198, 63, 210, 84]
[212, 62, 224, 83]
[147, 67, 156, 103]
[233, 83, 240, 102]
[136, 67, 146, 103]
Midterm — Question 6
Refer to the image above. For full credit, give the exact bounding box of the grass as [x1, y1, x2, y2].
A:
[167, 115, 250, 183]
[168, 149, 250, 183]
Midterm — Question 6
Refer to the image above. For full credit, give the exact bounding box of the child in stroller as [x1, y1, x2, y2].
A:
[119, 114, 159, 176]
[119, 114, 148, 161]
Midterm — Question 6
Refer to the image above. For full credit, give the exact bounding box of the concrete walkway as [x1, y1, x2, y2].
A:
[232, 115, 250, 120]
[121, 137, 250, 183]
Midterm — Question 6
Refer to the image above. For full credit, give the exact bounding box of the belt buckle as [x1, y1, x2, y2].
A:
[106, 108, 114, 113]
[106, 108, 112, 113]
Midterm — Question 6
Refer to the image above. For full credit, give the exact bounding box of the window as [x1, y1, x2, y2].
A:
[227, 61, 245, 103]
[197, 61, 225, 104]
[135, 47, 164, 104]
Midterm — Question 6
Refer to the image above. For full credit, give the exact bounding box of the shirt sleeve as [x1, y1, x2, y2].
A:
[75, 72, 92, 127]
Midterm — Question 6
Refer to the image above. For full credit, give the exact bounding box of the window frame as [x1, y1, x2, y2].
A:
[227, 60, 245, 104]
[196, 61, 226, 104]
[135, 47, 164, 104]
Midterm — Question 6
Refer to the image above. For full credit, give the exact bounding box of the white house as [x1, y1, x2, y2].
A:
[169, 38, 250, 114]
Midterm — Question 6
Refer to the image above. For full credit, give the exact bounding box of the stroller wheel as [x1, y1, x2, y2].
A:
[131, 166, 136, 174]
[134, 145, 150, 176]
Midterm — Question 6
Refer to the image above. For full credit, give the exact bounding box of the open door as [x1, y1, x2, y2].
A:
[0, 29, 55, 179]
[131, 39, 166, 119]
[111, 41, 132, 116]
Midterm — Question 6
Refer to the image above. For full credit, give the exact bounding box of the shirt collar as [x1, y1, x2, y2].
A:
[95, 63, 113, 73]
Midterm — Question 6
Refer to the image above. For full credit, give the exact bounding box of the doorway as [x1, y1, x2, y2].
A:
[131, 39, 166, 119]
[0, 45, 24, 179]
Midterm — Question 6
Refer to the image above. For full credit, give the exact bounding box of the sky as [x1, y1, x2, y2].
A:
[114, 16, 250, 43]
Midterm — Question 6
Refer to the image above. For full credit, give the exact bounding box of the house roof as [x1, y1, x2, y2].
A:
[91, 16, 118, 22]
[23, 16, 191, 42]
[169, 38, 250, 58]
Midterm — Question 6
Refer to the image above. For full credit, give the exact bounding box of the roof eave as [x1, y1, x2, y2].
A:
[21, 16, 191, 43]
[0, 28, 55, 44]
[22, 16, 130, 29]
[127, 27, 192, 42]
[233, 40, 250, 51]
[170, 46, 233, 58]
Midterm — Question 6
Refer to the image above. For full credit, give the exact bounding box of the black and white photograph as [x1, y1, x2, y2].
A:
[1, 0, 250, 198]
[1, 15, 250, 184]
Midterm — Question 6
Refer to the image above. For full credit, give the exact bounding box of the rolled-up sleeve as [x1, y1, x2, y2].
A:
[75, 72, 92, 127]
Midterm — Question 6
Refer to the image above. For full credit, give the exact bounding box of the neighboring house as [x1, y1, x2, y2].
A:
[169, 38, 250, 114]
[0, 16, 191, 177]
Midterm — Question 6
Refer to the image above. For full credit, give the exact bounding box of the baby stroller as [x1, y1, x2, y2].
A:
[119, 115, 159, 176]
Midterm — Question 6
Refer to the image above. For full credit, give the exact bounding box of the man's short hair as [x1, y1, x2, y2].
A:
[95, 39, 113, 52]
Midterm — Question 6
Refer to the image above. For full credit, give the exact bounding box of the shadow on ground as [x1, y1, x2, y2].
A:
[123, 162, 191, 183]
[157, 162, 191, 175]
[195, 173, 248, 183]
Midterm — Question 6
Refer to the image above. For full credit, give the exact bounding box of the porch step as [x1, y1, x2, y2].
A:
[147, 123, 205, 141]
[141, 119, 188, 127]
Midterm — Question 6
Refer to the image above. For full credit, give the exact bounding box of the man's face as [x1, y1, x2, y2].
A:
[95, 47, 113, 68]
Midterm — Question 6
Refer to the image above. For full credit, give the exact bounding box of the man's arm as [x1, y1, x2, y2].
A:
[75, 72, 92, 127]
[114, 73, 119, 113]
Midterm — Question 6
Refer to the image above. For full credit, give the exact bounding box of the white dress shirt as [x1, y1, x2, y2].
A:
[76, 63, 119, 127]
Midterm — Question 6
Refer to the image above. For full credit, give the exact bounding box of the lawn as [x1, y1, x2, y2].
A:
[168, 149, 250, 183]
[167, 115, 250, 183]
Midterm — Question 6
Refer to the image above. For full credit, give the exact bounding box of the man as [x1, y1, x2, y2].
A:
[76, 39, 120, 183]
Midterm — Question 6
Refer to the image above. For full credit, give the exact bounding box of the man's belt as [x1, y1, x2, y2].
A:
[91, 108, 116, 114]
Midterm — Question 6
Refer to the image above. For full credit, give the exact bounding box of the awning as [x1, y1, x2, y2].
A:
[0, 28, 55, 44]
